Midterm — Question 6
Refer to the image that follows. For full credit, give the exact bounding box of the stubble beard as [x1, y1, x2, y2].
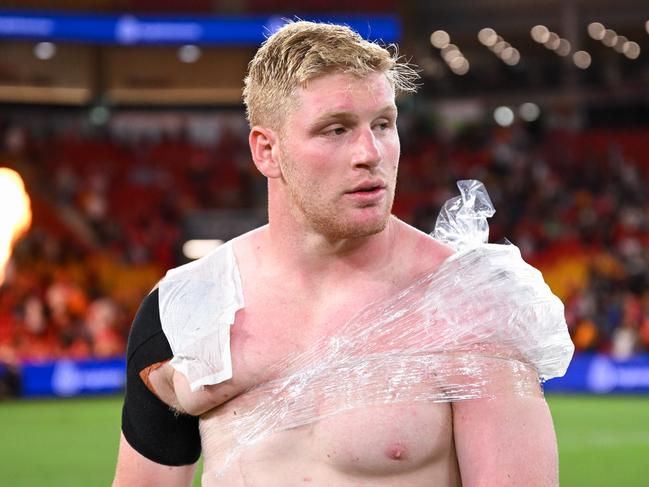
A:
[285, 173, 395, 241]
[279, 146, 396, 241]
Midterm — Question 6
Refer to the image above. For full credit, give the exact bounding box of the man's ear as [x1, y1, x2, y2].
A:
[249, 126, 282, 179]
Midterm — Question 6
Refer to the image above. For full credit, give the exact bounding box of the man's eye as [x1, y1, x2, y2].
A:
[332, 127, 346, 135]
[374, 121, 391, 131]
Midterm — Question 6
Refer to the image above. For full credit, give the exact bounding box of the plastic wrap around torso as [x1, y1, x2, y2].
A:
[189, 238, 573, 477]
[157, 236, 574, 424]
[156, 180, 575, 474]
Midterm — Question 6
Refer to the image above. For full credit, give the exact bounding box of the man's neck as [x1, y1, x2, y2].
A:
[259, 215, 399, 290]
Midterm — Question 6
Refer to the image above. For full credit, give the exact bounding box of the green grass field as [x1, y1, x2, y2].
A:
[0, 395, 647, 486]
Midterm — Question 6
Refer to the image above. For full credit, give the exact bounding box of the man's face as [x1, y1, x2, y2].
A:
[277, 71, 400, 240]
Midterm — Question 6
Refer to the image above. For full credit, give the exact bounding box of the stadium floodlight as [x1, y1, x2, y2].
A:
[502, 47, 521, 66]
[89, 106, 110, 125]
[531, 25, 550, 44]
[594, 26, 640, 59]
[483, 30, 520, 66]
[519, 102, 540, 122]
[451, 58, 470, 75]
[491, 35, 504, 48]
[494, 106, 514, 127]
[178, 44, 201, 63]
[623, 41, 641, 60]
[183, 239, 224, 260]
[613, 35, 628, 53]
[449, 56, 466, 70]
[478, 28, 497, 46]
[492, 40, 509, 56]
[533, 27, 571, 58]
[34, 41, 56, 60]
[430, 31, 470, 75]
[602, 29, 618, 47]
[555, 39, 572, 57]
[441, 44, 461, 62]
[587, 22, 606, 40]
[573, 50, 592, 69]
[430, 30, 450, 49]
[544, 32, 561, 50]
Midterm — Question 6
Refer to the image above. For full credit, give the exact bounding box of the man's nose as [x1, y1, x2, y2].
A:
[351, 128, 381, 169]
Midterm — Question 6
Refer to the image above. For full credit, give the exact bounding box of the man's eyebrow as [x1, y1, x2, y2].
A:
[311, 105, 398, 126]
[310, 111, 356, 126]
[378, 104, 398, 116]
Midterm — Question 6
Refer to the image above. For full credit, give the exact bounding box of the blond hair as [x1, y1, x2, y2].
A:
[242, 20, 419, 129]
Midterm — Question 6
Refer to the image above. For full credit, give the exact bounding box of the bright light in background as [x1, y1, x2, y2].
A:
[544, 32, 561, 50]
[493, 40, 509, 56]
[0, 168, 32, 286]
[591, 25, 640, 60]
[34, 42, 56, 60]
[432, 35, 470, 75]
[182, 239, 223, 260]
[90, 105, 110, 125]
[602, 29, 618, 47]
[573, 50, 592, 69]
[532, 27, 572, 57]
[588, 22, 606, 41]
[556, 39, 572, 57]
[614, 35, 628, 53]
[441, 44, 461, 63]
[482, 29, 520, 66]
[623, 41, 641, 60]
[478, 28, 497, 46]
[519, 102, 540, 122]
[178, 44, 201, 63]
[501, 47, 521, 65]
[494, 106, 514, 127]
[449, 56, 470, 75]
[490, 35, 503, 48]
[530, 25, 550, 44]
[430, 30, 450, 49]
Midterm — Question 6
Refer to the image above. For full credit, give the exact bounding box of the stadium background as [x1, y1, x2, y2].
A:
[0, 0, 648, 485]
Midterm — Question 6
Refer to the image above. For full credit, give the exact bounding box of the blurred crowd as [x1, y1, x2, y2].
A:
[396, 119, 649, 359]
[0, 107, 647, 381]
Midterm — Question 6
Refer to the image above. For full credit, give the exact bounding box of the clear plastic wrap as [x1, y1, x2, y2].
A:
[203, 180, 574, 476]
[431, 179, 495, 250]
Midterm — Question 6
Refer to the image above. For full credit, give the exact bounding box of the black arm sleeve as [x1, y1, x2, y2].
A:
[121, 288, 201, 466]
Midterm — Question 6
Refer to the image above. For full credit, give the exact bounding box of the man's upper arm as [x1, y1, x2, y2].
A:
[114, 289, 201, 486]
[114, 433, 197, 487]
[452, 365, 559, 487]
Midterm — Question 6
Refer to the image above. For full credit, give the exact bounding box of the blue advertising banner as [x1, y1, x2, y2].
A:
[0, 10, 400, 45]
[21, 358, 126, 397]
[544, 353, 649, 394]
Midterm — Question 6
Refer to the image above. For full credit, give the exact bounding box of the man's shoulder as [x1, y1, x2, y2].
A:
[164, 225, 267, 282]
[395, 219, 455, 271]
[161, 243, 232, 286]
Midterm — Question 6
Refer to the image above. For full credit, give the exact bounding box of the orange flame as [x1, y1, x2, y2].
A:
[0, 168, 32, 286]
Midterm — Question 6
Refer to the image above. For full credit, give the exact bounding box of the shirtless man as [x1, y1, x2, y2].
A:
[113, 21, 559, 486]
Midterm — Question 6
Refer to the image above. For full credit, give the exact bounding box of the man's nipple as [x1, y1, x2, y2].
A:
[386, 443, 407, 460]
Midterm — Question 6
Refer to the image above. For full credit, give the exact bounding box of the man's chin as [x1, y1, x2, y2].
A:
[322, 213, 391, 241]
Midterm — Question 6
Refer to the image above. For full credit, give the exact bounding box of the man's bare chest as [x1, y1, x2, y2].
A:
[227, 287, 380, 388]
[196, 271, 458, 481]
